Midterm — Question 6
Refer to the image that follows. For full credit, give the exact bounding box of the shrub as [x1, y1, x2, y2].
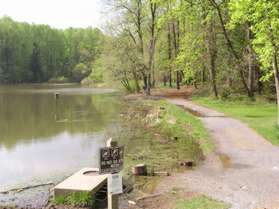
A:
[49, 76, 69, 83]
[220, 87, 232, 99]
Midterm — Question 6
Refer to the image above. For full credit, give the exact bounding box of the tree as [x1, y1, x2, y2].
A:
[0, 16, 104, 84]
[72, 63, 91, 82]
[108, 0, 160, 94]
[30, 43, 42, 82]
[229, 0, 279, 124]
[206, 11, 218, 97]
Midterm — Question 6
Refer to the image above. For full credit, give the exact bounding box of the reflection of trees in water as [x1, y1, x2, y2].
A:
[0, 94, 120, 150]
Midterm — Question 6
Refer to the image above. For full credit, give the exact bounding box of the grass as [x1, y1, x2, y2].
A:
[175, 196, 230, 209]
[116, 99, 213, 193]
[49, 98, 214, 208]
[156, 100, 213, 155]
[192, 95, 279, 145]
[54, 192, 95, 207]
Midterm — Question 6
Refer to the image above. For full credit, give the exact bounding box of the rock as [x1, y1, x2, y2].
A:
[128, 200, 136, 205]
[167, 116, 176, 125]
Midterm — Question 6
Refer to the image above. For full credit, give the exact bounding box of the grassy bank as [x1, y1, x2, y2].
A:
[192, 95, 279, 145]
[116, 99, 213, 193]
[52, 98, 218, 208]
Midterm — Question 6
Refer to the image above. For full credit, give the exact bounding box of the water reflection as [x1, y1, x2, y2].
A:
[0, 85, 120, 190]
[0, 132, 106, 190]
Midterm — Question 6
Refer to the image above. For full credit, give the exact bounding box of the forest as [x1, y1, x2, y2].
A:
[98, 0, 279, 103]
[2, 0, 279, 107]
[0, 16, 104, 83]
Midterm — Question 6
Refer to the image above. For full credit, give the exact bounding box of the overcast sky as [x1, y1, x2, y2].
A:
[0, 0, 107, 29]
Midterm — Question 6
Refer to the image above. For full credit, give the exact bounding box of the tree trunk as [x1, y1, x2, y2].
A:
[143, 73, 148, 91]
[246, 24, 254, 98]
[256, 66, 263, 95]
[152, 61, 156, 87]
[172, 22, 180, 90]
[209, 51, 218, 97]
[145, 1, 157, 96]
[201, 66, 206, 85]
[176, 71, 180, 90]
[163, 74, 167, 86]
[167, 23, 172, 87]
[206, 16, 218, 97]
[132, 71, 141, 92]
[144, 73, 151, 95]
[272, 47, 279, 126]
[169, 70, 172, 87]
[210, 0, 250, 96]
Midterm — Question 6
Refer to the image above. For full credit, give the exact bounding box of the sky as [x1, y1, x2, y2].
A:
[0, 0, 107, 29]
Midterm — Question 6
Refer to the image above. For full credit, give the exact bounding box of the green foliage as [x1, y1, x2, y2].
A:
[220, 87, 232, 99]
[48, 76, 70, 83]
[175, 196, 230, 209]
[98, 34, 143, 91]
[54, 192, 95, 207]
[0, 17, 104, 84]
[84, 58, 105, 84]
[72, 63, 91, 82]
[229, 0, 279, 80]
[173, 2, 207, 84]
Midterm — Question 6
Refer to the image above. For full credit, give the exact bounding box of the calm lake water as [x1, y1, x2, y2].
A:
[0, 84, 121, 195]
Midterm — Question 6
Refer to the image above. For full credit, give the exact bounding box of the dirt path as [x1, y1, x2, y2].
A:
[156, 98, 279, 209]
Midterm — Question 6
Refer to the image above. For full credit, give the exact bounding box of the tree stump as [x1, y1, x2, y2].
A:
[132, 164, 147, 176]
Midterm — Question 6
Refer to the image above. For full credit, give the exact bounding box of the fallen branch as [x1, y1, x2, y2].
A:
[152, 171, 170, 176]
[136, 193, 163, 201]
[0, 182, 54, 194]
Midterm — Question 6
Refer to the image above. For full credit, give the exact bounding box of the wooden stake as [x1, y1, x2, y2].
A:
[108, 189, 119, 209]
[107, 139, 119, 209]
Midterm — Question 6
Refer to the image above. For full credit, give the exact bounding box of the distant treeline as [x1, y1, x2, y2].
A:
[0, 16, 104, 83]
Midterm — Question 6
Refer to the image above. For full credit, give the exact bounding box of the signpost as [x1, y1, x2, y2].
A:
[100, 139, 124, 209]
[108, 173, 123, 195]
[100, 146, 124, 174]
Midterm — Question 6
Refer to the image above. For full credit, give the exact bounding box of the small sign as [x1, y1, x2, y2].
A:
[108, 173, 123, 195]
[100, 146, 124, 174]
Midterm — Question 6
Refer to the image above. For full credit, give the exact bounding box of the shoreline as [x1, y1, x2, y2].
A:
[0, 88, 214, 209]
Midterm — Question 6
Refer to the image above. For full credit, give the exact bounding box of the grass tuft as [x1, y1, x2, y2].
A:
[175, 196, 230, 209]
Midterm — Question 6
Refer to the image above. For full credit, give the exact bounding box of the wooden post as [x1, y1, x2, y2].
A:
[54, 93, 60, 99]
[107, 139, 119, 209]
[108, 191, 119, 209]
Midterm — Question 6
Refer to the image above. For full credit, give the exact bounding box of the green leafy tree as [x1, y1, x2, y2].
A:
[0, 17, 104, 84]
[30, 43, 42, 82]
[72, 63, 91, 82]
[229, 0, 279, 125]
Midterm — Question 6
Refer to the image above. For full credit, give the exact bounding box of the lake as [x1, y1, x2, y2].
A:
[0, 84, 121, 206]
